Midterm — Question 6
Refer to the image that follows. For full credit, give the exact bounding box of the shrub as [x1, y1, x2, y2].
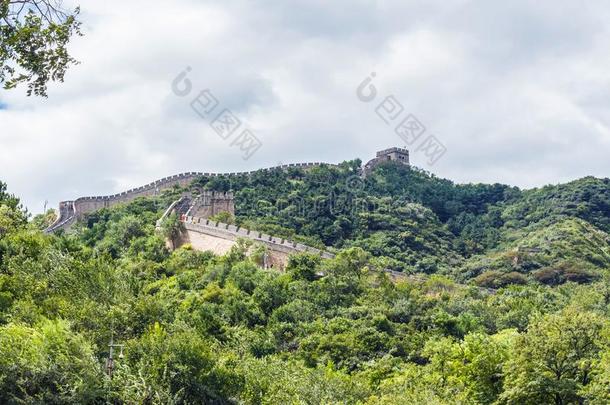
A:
[474, 271, 528, 288]
[533, 261, 598, 286]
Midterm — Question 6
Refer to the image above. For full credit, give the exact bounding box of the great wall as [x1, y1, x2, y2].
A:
[46, 148, 411, 234]
[178, 215, 335, 269]
[45, 162, 333, 233]
[45, 148, 413, 275]
[40, 147, 499, 291]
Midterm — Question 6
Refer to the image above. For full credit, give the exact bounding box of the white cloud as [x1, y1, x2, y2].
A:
[1, 0, 610, 213]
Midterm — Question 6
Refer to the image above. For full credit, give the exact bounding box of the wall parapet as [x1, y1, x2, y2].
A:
[182, 215, 335, 259]
[46, 161, 341, 233]
[45, 201, 76, 233]
[155, 197, 188, 230]
[180, 215, 442, 284]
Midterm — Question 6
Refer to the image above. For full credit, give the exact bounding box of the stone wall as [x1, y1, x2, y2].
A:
[187, 191, 235, 218]
[363, 147, 410, 177]
[46, 149, 411, 233]
[46, 200, 77, 232]
[178, 216, 427, 281]
[179, 215, 335, 270]
[182, 216, 335, 258]
[46, 162, 335, 233]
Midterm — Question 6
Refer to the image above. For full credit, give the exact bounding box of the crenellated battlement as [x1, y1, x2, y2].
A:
[375, 147, 409, 157]
[180, 215, 335, 261]
[187, 190, 235, 219]
[45, 149, 407, 233]
[45, 162, 337, 233]
[364, 147, 410, 177]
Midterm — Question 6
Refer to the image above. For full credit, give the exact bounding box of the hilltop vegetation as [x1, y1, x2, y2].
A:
[1, 160, 610, 404]
[195, 161, 610, 281]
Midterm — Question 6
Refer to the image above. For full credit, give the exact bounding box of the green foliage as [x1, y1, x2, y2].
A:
[286, 252, 321, 281]
[0, 319, 103, 403]
[236, 356, 370, 404]
[533, 261, 599, 286]
[30, 208, 58, 230]
[110, 322, 241, 403]
[502, 177, 610, 233]
[371, 329, 517, 404]
[462, 217, 610, 282]
[209, 210, 235, 225]
[500, 309, 606, 404]
[0, 0, 82, 96]
[1, 163, 610, 402]
[193, 163, 610, 280]
[159, 212, 185, 250]
[0, 181, 27, 240]
[0, 203, 24, 237]
[474, 271, 528, 288]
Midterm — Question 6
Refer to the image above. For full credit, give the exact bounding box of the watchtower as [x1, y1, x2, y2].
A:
[189, 191, 235, 218]
[363, 147, 410, 177]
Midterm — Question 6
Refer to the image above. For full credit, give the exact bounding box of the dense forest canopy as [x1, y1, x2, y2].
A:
[1, 159, 610, 404]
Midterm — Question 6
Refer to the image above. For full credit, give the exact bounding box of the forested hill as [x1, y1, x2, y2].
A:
[1, 160, 610, 403]
[193, 159, 610, 286]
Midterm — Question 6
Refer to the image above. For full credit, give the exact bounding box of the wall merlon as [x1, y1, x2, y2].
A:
[46, 155, 349, 234]
[180, 215, 335, 263]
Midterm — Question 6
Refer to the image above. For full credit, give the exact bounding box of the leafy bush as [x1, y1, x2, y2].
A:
[533, 261, 599, 286]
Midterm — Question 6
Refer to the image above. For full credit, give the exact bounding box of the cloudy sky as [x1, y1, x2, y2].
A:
[2, 0, 610, 213]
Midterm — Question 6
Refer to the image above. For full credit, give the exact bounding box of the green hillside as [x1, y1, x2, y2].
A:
[193, 161, 610, 282]
[465, 218, 610, 287]
[1, 160, 610, 404]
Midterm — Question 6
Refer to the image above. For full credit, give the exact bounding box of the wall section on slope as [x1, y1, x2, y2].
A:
[45, 162, 336, 233]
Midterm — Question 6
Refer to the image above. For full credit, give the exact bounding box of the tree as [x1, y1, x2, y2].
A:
[584, 326, 610, 404]
[372, 330, 517, 404]
[0, 182, 26, 239]
[209, 210, 235, 225]
[0, 0, 82, 96]
[500, 309, 606, 404]
[160, 212, 185, 250]
[111, 323, 241, 403]
[286, 252, 321, 281]
[30, 208, 57, 230]
[0, 204, 24, 237]
[0, 319, 103, 403]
